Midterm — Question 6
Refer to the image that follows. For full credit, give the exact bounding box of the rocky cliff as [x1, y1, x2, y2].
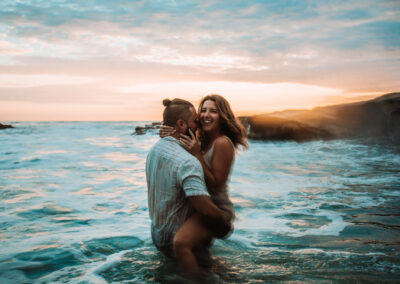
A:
[241, 92, 400, 142]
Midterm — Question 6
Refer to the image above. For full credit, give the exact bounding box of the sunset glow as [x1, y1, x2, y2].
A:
[0, 1, 399, 121]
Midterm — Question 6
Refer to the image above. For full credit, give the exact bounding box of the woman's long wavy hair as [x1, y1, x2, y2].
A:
[198, 94, 248, 150]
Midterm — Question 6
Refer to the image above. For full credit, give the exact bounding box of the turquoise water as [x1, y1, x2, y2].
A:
[1, 122, 399, 283]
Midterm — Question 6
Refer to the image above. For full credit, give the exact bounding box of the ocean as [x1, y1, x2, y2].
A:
[1, 122, 399, 283]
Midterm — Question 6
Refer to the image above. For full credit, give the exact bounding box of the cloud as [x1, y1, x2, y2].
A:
[0, 45, 398, 93]
[2, 0, 398, 55]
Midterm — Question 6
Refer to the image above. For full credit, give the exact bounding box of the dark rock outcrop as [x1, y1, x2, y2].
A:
[132, 122, 161, 135]
[242, 92, 400, 142]
[0, 123, 14, 129]
[242, 116, 333, 142]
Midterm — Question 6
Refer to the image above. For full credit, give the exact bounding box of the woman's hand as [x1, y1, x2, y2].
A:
[180, 129, 201, 158]
[159, 125, 175, 138]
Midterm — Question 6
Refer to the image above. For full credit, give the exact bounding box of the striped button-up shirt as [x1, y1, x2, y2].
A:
[146, 136, 209, 252]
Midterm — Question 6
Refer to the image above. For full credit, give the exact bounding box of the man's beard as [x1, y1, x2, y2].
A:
[184, 127, 195, 137]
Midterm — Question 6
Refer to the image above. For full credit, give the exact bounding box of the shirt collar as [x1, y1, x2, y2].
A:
[163, 136, 179, 144]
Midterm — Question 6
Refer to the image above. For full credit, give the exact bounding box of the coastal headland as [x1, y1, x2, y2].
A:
[240, 92, 400, 142]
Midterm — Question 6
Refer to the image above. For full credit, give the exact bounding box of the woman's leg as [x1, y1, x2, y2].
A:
[173, 213, 212, 274]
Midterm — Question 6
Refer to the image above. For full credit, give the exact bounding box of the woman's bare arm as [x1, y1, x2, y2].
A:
[180, 133, 234, 194]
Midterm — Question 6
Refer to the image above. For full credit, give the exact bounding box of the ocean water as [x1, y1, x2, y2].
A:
[1, 122, 399, 283]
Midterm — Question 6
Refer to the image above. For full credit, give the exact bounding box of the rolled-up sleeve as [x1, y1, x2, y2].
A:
[177, 159, 209, 197]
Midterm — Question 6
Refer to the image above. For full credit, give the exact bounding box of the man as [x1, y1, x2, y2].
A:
[146, 98, 229, 274]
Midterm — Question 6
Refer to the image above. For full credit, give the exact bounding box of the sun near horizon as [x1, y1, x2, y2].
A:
[0, 1, 399, 121]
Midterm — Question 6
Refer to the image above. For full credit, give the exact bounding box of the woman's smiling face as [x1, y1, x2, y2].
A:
[199, 99, 220, 132]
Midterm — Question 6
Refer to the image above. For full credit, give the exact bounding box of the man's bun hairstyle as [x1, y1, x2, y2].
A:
[162, 99, 172, 107]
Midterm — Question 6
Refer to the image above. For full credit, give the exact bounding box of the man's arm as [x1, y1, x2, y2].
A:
[188, 195, 231, 238]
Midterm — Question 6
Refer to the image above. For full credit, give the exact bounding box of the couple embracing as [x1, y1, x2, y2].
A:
[146, 95, 247, 275]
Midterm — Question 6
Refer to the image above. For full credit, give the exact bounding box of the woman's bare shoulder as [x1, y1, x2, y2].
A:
[214, 136, 234, 151]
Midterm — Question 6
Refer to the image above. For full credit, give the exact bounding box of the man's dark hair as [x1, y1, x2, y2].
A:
[162, 98, 194, 126]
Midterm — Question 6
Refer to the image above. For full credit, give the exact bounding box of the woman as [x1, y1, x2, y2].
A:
[160, 94, 247, 273]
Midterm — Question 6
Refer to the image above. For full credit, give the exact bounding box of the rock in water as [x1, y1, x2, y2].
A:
[131, 122, 162, 135]
[0, 123, 14, 129]
[133, 126, 146, 135]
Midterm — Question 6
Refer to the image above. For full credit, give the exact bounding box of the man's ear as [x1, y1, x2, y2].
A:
[176, 119, 187, 132]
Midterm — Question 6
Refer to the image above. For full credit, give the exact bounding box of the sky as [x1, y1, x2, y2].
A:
[0, 0, 399, 121]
